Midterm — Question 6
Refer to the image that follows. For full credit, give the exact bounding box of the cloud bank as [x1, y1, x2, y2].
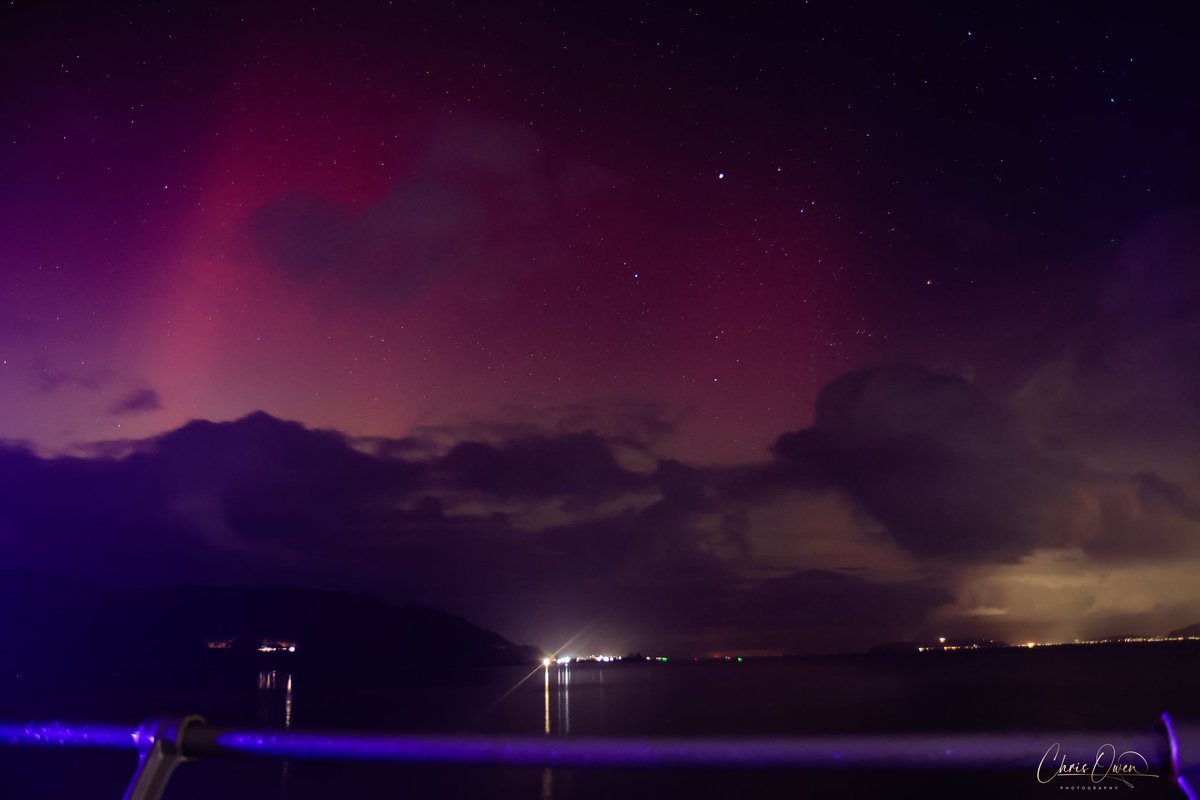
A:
[5, 349, 1199, 654]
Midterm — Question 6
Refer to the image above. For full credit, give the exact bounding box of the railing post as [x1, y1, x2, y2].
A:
[122, 714, 205, 800]
[1163, 712, 1200, 800]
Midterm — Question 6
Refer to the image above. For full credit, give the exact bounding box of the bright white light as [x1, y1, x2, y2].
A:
[542, 658, 551, 667]
[556, 656, 571, 664]
[717, 172, 725, 179]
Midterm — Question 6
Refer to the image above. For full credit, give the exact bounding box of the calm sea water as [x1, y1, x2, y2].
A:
[3, 643, 1197, 798]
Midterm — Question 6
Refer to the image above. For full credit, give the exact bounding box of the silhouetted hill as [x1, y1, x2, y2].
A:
[0, 573, 541, 689]
[1169, 623, 1200, 638]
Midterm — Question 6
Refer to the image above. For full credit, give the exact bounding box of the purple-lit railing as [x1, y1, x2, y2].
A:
[2, 713, 1197, 800]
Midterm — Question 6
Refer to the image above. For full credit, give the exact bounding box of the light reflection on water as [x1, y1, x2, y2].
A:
[541, 660, 613, 798]
[543, 666, 551, 735]
[542, 663, 554, 799]
[256, 669, 295, 727]
[285, 673, 294, 728]
[558, 661, 570, 735]
[11, 650, 1199, 799]
[258, 669, 295, 793]
[253, 662, 601, 798]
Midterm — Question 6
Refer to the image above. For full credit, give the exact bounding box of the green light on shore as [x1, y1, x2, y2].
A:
[737, 657, 743, 662]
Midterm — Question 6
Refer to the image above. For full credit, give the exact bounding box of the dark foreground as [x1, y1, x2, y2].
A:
[3, 642, 1198, 799]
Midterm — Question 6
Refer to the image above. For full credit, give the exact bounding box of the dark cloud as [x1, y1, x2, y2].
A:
[247, 115, 611, 306]
[348, 433, 435, 460]
[110, 387, 162, 415]
[769, 364, 1200, 563]
[0, 409, 946, 653]
[0, 413, 650, 641]
[25, 369, 163, 424]
[1018, 210, 1200, 471]
[652, 459, 711, 513]
[405, 399, 680, 476]
[769, 365, 1061, 561]
[7, 374, 1196, 652]
[435, 432, 647, 500]
[34, 368, 110, 394]
[0, 414, 419, 588]
[548, 400, 681, 451]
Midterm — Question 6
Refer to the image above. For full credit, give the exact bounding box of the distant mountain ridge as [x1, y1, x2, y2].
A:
[0, 573, 542, 688]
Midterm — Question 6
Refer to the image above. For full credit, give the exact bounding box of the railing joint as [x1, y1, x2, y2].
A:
[122, 714, 206, 800]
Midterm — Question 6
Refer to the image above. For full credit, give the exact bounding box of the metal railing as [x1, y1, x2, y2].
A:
[2, 712, 1197, 799]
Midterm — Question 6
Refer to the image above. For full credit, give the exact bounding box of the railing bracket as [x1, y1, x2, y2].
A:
[123, 714, 205, 800]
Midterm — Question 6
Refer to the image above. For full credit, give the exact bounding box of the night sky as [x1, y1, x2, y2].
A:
[3, 2, 1200, 655]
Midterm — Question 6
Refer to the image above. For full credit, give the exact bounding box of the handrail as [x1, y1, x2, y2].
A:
[2, 713, 1197, 799]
